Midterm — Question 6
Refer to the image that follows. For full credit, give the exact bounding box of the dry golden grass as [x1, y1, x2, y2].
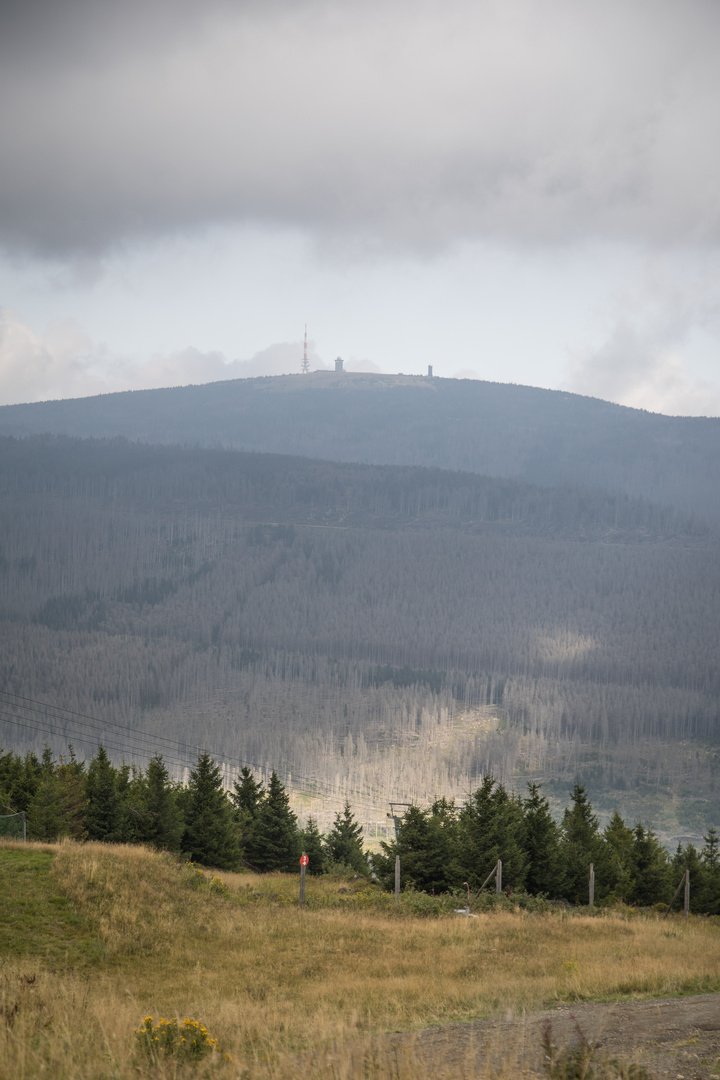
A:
[0, 839, 718, 1079]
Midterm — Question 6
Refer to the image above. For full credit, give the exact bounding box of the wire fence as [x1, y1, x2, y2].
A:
[0, 811, 26, 841]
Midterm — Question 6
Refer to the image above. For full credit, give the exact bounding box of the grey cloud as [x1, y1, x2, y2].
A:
[564, 264, 720, 415]
[566, 324, 720, 416]
[0, 0, 262, 65]
[2, 0, 720, 256]
[0, 307, 109, 403]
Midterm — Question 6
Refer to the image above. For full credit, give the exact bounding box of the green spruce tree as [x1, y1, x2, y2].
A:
[457, 776, 527, 891]
[325, 801, 369, 875]
[671, 843, 703, 914]
[299, 816, 327, 874]
[560, 783, 603, 904]
[85, 745, 123, 842]
[27, 748, 65, 841]
[699, 827, 720, 915]
[183, 752, 240, 869]
[252, 772, 300, 872]
[55, 747, 88, 839]
[0, 749, 42, 814]
[114, 763, 136, 843]
[601, 810, 636, 903]
[374, 802, 456, 893]
[630, 823, 670, 907]
[230, 766, 265, 869]
[140, 755, 184, 851]
[522, 783, 563, 897]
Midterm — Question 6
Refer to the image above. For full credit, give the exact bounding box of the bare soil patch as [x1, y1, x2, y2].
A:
[390, 994, 720, 1078]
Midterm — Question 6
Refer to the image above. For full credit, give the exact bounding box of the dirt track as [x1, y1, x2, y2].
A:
[388, 994, 720, 1078]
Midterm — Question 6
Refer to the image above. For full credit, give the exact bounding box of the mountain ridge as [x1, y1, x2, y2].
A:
[2, 373, 719, 524]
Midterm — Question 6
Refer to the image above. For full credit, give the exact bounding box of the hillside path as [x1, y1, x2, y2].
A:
[386, 994, 720, 1078]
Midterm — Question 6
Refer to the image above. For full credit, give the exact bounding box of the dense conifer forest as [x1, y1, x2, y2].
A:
[1, 433, 718, 838]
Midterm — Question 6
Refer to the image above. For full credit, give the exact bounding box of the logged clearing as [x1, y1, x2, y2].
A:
[1, 840, 719, 1079]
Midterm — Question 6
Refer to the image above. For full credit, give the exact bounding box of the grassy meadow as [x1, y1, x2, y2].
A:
[1, 839, 719, 1079]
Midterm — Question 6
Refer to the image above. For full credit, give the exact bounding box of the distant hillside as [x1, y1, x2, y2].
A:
[1, 436, 718, 835]
[2, 373, 719, 523]
[0, 435, 704, 542]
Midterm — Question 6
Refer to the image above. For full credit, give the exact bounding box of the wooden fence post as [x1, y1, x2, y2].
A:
[496, 859, 502, 894]
[395, 855, 400, 902]
[664, 870, 690, 919]
[479, 865, 496, 892]
[589, 863, 595, 907]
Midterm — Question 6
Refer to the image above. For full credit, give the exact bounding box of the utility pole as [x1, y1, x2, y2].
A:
[301, 325, 310, 374]
[387, 803, 412, 838]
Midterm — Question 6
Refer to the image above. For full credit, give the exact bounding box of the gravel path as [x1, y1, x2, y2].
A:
[386, 994, 720, 1078]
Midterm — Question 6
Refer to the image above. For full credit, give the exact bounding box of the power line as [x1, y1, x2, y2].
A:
[0, 708, 190, 775]
[0, 690, 392, 816]
[0, 703, 392, 819]
[0, 690, 229, 766]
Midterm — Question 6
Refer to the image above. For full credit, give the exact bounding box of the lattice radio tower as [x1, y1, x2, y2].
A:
[301, 325, 310, 374]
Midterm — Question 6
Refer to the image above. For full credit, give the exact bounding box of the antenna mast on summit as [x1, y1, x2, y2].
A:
[301, 325, 310, 373]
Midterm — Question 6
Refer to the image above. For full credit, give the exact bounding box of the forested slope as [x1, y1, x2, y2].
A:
[2, 373, 719, 523]
[1, 436, 718, 837]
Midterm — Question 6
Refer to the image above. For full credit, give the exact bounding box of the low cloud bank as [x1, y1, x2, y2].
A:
[564, 263, 720, 416]
[0, 309, 332, 405]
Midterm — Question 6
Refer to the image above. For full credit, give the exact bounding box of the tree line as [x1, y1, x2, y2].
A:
[1, 745, 718, 914]
[376, 778, 720, 915]
[0, 745, 368, 875]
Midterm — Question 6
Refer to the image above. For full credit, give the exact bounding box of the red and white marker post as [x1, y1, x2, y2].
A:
[299, 852, 309, 906]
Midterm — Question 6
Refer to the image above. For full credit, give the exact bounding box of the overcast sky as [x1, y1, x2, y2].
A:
[1, 0, 719, 414]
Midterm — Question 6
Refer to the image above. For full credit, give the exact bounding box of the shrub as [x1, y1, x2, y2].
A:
[397, 888, 452, 917]
[210, 874, 230, 896]
[183, 860, 209, 889]
[135, 1016, 219, 1062]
